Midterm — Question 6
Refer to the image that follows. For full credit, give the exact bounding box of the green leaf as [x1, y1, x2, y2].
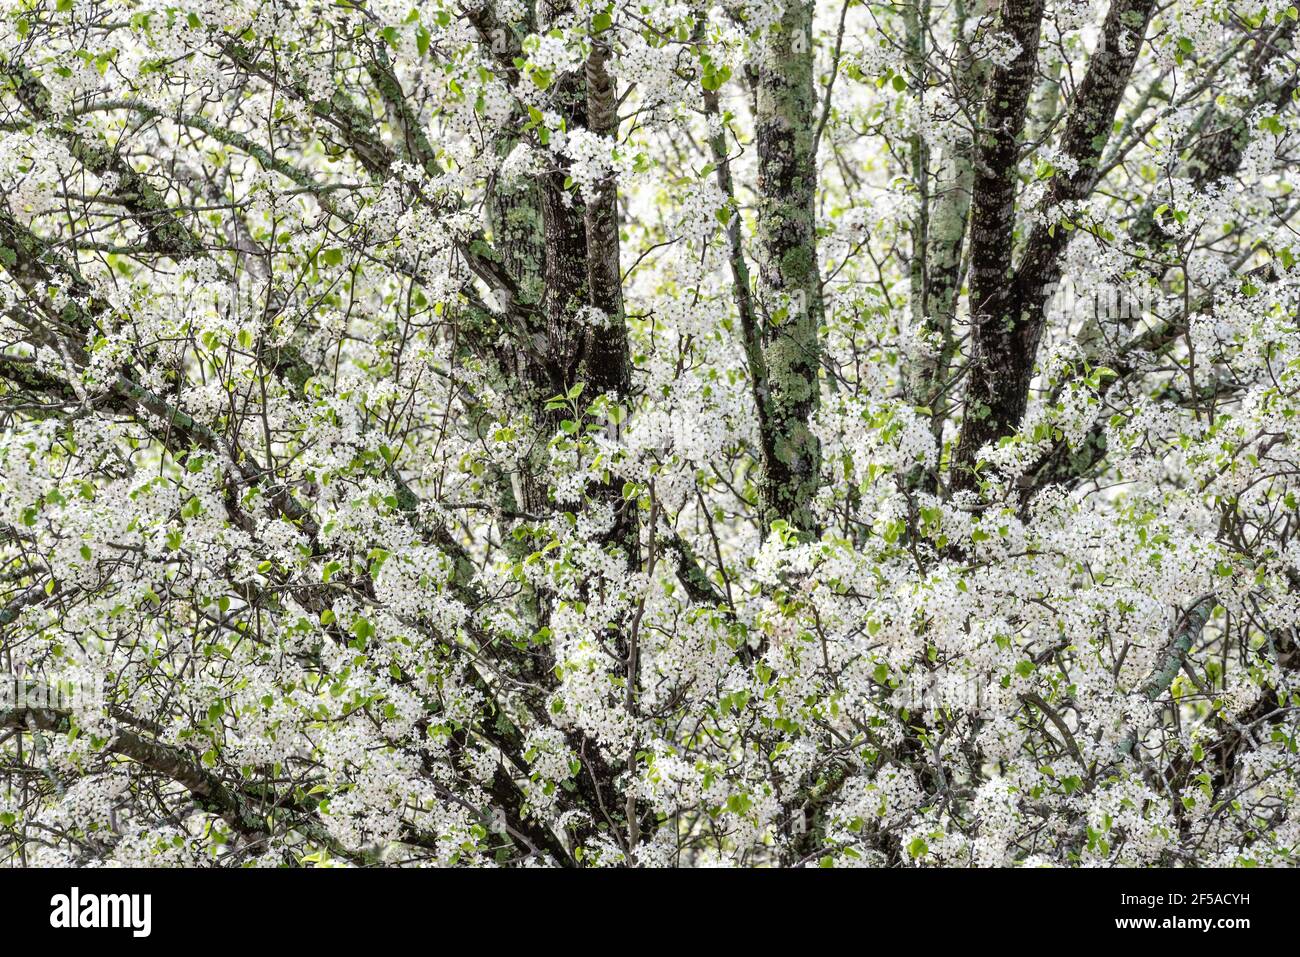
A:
[701, 64, 731, 92]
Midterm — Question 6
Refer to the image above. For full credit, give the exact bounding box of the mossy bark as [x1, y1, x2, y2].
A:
[901, 0, 988, 442]
[753, 0, 824, 536]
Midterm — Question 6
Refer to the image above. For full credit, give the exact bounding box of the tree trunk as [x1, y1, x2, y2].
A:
[753, 0, 824, 535]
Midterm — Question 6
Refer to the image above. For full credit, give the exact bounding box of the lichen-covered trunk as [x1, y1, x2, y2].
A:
[903, 0, 987, 455]
[753, 0, 824, 536]
[904, 0, 931, 347]
[488, 145, 551, 518]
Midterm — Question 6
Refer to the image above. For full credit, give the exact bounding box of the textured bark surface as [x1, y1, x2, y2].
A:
[582, 35, 639, 566]
[905, 0, 931, 346]
[753, 0, 824, 535]
[954, 0, 1156, 489]
[583, 39, 632, 406]
[539, 65, 595, 393]
[517, 1, 641, 856]
[905, 0, 988, 447]
[949, 0, 1046, 489]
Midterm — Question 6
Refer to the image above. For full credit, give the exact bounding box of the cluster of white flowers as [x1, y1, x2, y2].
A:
[0, 0, 1296, 871]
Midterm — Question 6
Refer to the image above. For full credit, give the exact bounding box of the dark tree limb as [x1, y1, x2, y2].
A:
[954, 0, 1157, 489]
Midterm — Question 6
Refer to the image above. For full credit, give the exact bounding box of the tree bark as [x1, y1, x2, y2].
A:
[753, 0, 824, 535]
[953, 0, 1156, 490]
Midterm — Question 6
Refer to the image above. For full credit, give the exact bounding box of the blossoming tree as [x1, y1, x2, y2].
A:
[0, 0, 1298, 866]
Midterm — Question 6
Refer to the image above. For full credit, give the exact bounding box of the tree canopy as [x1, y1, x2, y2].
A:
[0, 0, 1298, 866]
